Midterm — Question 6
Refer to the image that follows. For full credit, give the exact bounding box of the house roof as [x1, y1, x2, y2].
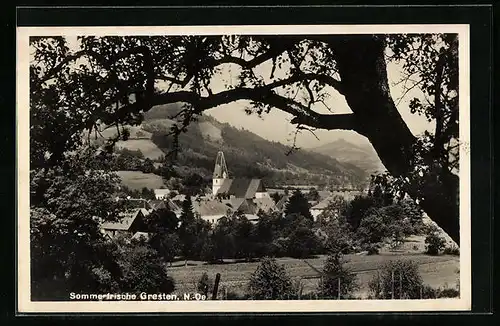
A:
[154, 189, 170, 196]
[124, 198, 151, 210]
[193, 199, 232, 217]
[149, 199, 181, 212]
[101, 209, 144, 231]
[274, 195, 289, 211]
[311, 198, 332, 210]
[254, 197, 276, 213]
[148, 200, 167, 210]
[216, 178, 266, 199]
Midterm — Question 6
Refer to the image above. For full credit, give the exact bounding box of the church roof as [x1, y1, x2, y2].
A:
[216, 178, 266, 199]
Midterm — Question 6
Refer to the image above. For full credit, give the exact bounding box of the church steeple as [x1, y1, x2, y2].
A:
[213, 151, 229, 195]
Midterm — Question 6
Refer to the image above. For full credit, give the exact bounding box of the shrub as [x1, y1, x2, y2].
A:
[368, 259, 423, 299]
[318, 254, 358, 299]
[443, 245, 460, 256]
[437, 287, 460, 298]
[425, 228, 446, 255]
[366, 244, 380, 255]
[247, 257, 295, 300]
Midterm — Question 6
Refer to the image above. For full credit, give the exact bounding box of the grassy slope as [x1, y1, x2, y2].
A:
[115, 170, 165, 190]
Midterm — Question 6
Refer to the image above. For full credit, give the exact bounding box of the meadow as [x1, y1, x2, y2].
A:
[168, 253, 459, 299]
[115, 170, 166, 190]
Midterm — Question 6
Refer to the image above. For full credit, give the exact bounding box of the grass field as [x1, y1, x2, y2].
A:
[168, 254, 459, 298]
[116, 170, 165, 190]
[116, 139, 164, 160]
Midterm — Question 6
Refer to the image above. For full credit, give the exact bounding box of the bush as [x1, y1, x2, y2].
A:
[425, 228, 446, 255]
[437, 287, 460, 298]
[366, 244, 380, 255]
[318, 254, 358, 299]
[247, 258, 295, 300]
[443, 245, 460, 256]
[368, 259, 423, 299]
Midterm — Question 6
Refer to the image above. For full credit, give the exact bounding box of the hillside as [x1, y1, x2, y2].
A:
[137, 104, 368, 189]
[310, 138, 385, 175]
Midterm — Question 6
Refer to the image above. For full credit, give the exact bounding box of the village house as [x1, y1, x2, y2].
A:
[100, 208, 150, 239]
[154, 188, 171, 200]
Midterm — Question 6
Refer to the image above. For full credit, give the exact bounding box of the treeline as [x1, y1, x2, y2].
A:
[142, 186, 432, 266]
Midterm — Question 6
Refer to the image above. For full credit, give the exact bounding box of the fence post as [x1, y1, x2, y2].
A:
[391, 271, 395, 300]
[399, 272, 403, 299]
[338, 278, 341, 300]
[212, 273, 221, 300]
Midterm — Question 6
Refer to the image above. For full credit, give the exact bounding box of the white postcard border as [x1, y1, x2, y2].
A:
[16, 24, 471, 313]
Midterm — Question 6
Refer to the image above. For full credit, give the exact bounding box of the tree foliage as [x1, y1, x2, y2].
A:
[319, 254, 358, 299]
[368, 259, 424, 299]
[247, 258, 295, 300]
[30, 33, 461, 254]
[284, 190, 313, 221]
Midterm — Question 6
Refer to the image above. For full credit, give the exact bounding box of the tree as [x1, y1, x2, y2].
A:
[323, 215, 356, 255]
[247, 258, 295, 300]
[233, 216, 257, 260]
[178, 196, 212, 262]
[307, 187, 320, 202]
[148, 232, 181, 266]
[182, 173, 207, 196]
[356, 211, 388, 249]
[210, 216, 236, 261]
[369, 259, 423, 299]
[147, 208, 179, 233]
[30, 34, 460, 243]
[141, 158, 155, 173]
[318, 195, 349, 223]
[318, 254, 358, 299]
[113, 240, 176, 295]
[425, 225, 446, 255]
[30, 152, 126, 300]
[287, 226, 320, 258]
[284, 190, 313, 221]
[343, 195, 377, 231]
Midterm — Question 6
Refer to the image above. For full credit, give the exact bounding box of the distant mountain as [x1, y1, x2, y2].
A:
[135, 104, 369, 189]
[310, 138, 385, 175]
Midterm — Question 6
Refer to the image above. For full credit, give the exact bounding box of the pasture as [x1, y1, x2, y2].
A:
[168, 253, 460, 299]
[116, 139, 164, 160]
[116, 170, 165, 190]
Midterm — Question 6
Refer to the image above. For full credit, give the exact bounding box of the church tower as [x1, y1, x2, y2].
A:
[213, 151, 229, 195]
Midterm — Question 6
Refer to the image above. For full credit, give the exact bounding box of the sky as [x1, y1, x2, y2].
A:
[204, 59, 430, 148]
[61, 35, 432, 149]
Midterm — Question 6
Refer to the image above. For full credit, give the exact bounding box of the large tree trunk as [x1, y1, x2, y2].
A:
[331, 35, 460, 243]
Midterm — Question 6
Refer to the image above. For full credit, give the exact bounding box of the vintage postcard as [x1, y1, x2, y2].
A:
[17, 24, 471, 313]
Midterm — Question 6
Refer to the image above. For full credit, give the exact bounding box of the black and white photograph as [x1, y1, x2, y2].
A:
[17, 24, 471, 312]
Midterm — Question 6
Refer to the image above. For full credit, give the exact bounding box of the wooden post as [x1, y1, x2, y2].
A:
[212, 273, 221, 300]
[338, 278, 341, 300]
[391, 271, 395, 300]
[399, 272, 403, 299]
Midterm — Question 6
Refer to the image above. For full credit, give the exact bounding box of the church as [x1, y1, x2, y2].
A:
[212, 151, 270, 200]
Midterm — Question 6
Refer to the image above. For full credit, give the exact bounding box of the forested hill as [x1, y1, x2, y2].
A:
[139, 104, 368, 189]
